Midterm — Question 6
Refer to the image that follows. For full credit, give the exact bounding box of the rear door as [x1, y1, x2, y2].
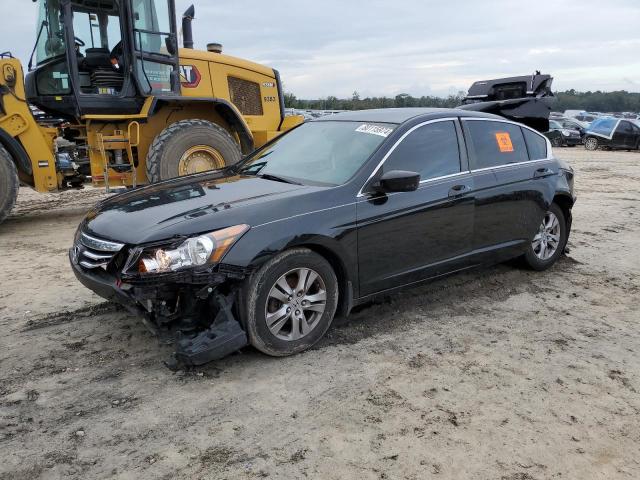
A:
[127, 0, 180, 95]
[356, 119, 474, 296]
[462, 119, 550, 255]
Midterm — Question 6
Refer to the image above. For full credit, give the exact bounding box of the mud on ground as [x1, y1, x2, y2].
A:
[0, 149, 639, 479]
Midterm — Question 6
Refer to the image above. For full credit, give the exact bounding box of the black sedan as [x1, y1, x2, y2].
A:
[545, 120, 583, 147]
[70, 109, 576, 366]
[584, 118, 640, 151]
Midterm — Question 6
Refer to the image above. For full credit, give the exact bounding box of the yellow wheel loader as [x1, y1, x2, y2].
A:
[0, 0, 302, 223]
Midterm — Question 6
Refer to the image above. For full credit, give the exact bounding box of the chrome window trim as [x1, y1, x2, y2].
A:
[461, 117, 554, 163]
[470, 157, 551, 174]
[357, 117, 460, 198]
[419, 170, 469, 185]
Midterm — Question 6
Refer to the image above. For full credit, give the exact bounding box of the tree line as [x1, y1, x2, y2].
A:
[284, 90, 640, 113]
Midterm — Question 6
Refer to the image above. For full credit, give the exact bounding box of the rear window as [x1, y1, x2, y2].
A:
[464, 120, 528, 169]
[522, 128, 548, 160]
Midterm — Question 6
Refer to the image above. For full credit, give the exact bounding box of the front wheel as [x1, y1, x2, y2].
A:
[146, 119, 242, 183]
[551, 136, 563, 147]
[584, 137, 599, 151]
[0, 145, 19, 225]
[243, 248, 339, 356]
[522, 203, 568, 271]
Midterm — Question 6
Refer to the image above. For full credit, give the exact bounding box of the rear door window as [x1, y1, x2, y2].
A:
[522, 128, 548, 160]
[464, 120, 528, 169]
[383, 121, 461, 181]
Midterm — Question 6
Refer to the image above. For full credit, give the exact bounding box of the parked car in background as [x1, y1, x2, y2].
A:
[545, 120, 582, 147]
[550, 116, 589, 136]
[575, 113, 600, 123]
[564, 110, 600, 123]
[70, 108, 575, 367]
[584, 118, 640, 151]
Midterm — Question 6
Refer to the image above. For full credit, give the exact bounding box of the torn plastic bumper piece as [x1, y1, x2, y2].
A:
[173, 293, 248, 367]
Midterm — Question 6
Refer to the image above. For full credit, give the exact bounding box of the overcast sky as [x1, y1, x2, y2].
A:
[3, 0, 639, 98]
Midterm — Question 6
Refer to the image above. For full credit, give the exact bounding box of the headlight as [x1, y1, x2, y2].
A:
[561, 129, 571, 137]
[138, 224, 249, 274]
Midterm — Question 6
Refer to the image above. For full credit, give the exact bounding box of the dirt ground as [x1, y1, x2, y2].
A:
[1, 148, 639, 480]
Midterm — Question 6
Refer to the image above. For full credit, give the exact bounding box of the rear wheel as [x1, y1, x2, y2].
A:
[522, 203, 568, 271]
[146, 119, 242, 183]
[243, 248, 339, 357]
[0, 145, 19, 225]
[584, 137, 599, 151]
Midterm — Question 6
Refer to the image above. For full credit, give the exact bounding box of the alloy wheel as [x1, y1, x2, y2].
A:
[265, 268, 327, 341]
[532, 211, 561, 260]
[585, 138, 598, 151]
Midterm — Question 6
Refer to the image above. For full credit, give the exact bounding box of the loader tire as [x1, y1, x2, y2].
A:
[0, 145, 19, 225]
[146, 119, 242, 183]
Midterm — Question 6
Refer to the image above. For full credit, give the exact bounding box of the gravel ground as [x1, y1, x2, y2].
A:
[0, 148, 639, 480]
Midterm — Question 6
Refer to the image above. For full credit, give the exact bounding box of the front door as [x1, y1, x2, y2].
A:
[611, 120, 631, 148]
[127, 0, 180, 95]
[356, 119, 474, 297]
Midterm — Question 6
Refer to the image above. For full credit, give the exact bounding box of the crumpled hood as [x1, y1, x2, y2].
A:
[82, 172, 311, 244]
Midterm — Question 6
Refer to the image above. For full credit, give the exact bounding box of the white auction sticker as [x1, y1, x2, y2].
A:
[355, 124, 393, 137]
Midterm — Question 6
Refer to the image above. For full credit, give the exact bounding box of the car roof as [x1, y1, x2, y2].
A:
[312, 108, 503, 125]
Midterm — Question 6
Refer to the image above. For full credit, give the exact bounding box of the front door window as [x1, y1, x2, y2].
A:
[130, 0, 178, 94]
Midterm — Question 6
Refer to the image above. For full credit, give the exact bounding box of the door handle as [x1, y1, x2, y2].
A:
[448, 184, 470, 198]
[533, 167, 553, 179]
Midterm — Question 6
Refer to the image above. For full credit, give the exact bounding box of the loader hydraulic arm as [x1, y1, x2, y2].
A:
[0, 56, 58, 191]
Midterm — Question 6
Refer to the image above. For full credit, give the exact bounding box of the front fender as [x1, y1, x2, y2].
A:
[221, 204, 359, 291]
[149, 97, 254, 154]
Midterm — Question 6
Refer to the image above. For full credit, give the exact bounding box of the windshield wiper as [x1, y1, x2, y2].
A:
[257, 173, 302, 185]
[28, 20, 48, 70]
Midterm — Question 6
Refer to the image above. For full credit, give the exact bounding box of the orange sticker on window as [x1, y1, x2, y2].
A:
[495, 132, 514, 152]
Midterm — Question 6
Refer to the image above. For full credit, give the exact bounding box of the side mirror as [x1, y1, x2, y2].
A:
[375, 170, 420, 193]
[165, 35, 178, 55]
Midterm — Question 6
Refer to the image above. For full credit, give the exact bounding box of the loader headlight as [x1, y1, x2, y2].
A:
[138, 225, 249, 274]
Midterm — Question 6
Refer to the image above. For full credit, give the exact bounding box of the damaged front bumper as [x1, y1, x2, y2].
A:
[69, 249, 250, 367]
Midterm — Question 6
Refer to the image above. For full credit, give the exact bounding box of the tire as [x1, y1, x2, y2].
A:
[551, 136, 563, 147]
[0, 145, 19, 225]
[242, 248, 339, 356]
[584, 137, 599, 151]
[522, 203, 568, 271]
[146, 119, 242, 183]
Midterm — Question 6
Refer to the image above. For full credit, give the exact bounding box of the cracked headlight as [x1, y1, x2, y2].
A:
[138, 225, 249, 274]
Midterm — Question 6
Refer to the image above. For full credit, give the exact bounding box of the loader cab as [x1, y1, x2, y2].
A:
[25, 0, 181, 119]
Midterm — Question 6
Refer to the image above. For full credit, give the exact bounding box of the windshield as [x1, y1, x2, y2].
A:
[238, 121, 395, 186]
[34, 0, 66, 65]
[588, 118, 618, 137]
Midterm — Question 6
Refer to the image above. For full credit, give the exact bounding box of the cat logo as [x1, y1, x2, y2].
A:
[180, 65, 201, 88]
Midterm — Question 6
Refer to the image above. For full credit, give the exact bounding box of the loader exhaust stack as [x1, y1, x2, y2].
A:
[182, 5, 195, 49]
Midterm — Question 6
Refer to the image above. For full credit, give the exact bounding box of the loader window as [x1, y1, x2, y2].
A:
[131, 0, 177, 94]
[132, 0, 172, 55]
[34, 0, 66, 65]
[71, 8, 125, 95]
[72, 11, 122, 55]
